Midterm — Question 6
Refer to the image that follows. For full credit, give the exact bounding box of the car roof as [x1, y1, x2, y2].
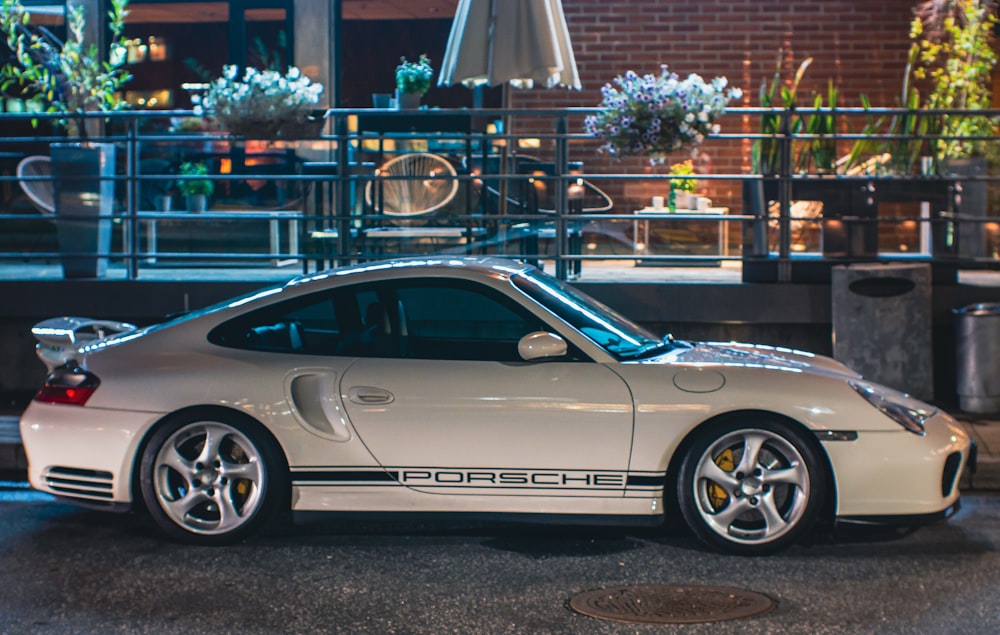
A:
[287, 256, 535, 289]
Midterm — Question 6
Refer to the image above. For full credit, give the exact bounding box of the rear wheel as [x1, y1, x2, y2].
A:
[139, 412, 286, 545]
[677, 416, 826, 555]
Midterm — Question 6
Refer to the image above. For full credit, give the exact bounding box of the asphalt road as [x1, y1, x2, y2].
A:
[0, 474, 998, 635]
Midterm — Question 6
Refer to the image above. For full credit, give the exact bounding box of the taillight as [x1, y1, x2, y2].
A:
[34, 365, 100, 406]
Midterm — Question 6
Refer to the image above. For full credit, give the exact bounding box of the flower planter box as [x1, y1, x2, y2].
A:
[741, 177, 962, 283]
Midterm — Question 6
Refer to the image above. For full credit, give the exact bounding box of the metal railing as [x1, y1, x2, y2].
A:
[1, 107, 999, 281]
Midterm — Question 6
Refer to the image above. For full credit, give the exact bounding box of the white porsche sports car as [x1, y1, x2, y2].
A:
[21, 257, 973, 554]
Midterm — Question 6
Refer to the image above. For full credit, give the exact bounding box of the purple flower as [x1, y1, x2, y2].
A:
[586, 67, 739, 158]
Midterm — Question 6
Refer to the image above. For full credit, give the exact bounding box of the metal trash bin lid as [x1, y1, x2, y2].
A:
[954, 303, 1000, 317]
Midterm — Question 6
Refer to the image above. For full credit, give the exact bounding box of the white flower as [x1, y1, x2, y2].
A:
[199, 64, 324, 138]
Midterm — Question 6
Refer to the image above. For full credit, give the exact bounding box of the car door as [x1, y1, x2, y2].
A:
[338, 278, 635, 496]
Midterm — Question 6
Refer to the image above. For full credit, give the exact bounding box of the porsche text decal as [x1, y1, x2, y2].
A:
[399, 469, 625, 488]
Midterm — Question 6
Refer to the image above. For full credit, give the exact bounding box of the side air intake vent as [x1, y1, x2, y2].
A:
[44, 466, 114, 500]
[941, 452, 962, 497]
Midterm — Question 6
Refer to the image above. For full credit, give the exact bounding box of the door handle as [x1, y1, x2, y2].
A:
[348, 386, 394, 405]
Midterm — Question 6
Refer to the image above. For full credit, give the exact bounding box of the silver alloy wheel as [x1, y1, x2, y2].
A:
[692, 428, 810, 545]
[152, 421, 266, 535]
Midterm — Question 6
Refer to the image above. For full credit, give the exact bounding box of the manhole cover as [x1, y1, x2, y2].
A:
[568, 584, 776, 625]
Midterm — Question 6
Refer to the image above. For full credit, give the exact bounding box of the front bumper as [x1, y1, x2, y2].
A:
[823, 410, 972, 518]
[836, 499, 961, 528]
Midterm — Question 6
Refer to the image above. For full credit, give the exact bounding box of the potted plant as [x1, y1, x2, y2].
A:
[0, 0, 131, 139]
[177, 162, 214, 212]
[584, 65, 741, 166]
[194, 65, 325, 140]
[394, 54, 433, 110]
[668, 160, 697, 210]
[912, 0, 997, 160]
[1, 0, 131, 278]
[911, 0, 998, 257]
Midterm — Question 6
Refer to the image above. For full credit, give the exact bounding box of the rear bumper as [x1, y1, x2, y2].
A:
[20, 401, 163, 505]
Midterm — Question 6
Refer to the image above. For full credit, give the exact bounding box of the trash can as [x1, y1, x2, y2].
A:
[832, 263, 933, 401]
[955, 303, 1000, 414]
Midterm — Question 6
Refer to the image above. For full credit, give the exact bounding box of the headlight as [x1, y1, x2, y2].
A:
[848, 380, 931, 436]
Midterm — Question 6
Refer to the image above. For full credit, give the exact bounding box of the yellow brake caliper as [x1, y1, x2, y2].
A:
[230, 446, 251, 497]
[707, 448, 735, 510]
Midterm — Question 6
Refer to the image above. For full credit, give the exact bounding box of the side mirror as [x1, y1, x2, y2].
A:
[518, 331, 567, 361]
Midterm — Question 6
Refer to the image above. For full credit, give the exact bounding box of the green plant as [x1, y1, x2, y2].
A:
[249, 31, 286, 71]
[753, 54, 811, 175]
[177, 162, 214, 197]
[911, 0, 998, 158]
[799, 80, 838, 173]
[584, 66, 742, 165]
[193, 65, 324, 138]
[0, 0, 131, 139]
[171, 116, 213, 133]
[395, 54, 433, 95]
[844, 94, 889, 173]
[884, 44, 936, 174]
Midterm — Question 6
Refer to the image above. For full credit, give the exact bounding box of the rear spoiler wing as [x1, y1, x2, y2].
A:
[32, 317, 137, 371]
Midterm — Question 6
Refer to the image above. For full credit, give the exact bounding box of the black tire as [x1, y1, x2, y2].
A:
[139, 411, 287, 545]
[676, 415, 826, 555]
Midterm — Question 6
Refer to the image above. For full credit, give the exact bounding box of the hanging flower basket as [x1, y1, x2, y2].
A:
[584, 66, 742, 165]
[277, 109, 329, 139]
[220, 109, 328, 141]
[194, 65, 326, 141]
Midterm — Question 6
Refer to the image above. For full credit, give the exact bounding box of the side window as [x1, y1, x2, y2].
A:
[332, 289, 398, 358]
[395, 283, 548, 361]
[209, 293, 343, 355]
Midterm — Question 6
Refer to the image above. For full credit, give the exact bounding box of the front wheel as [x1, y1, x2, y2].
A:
[139, 412, 287, 545]
[677, 416, 827, 555]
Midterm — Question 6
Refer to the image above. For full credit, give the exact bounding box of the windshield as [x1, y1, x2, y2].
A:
[511, 270, 671, 360]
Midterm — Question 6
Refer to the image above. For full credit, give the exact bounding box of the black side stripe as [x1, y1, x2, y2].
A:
[292, 471, 665, 487]
[626, 475, 663, 487]
[294, 471, 399, 483]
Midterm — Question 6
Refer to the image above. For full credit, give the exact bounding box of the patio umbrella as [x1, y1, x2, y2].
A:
[437, 0, 581, 91]
[438, 0, 580, 231]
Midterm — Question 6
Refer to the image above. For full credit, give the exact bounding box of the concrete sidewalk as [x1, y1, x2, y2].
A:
[2, 413, 999, 490]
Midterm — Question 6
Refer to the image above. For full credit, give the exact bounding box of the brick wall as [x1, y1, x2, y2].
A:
[509, 0, 922, 210]
[520, 0, 917, 110]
